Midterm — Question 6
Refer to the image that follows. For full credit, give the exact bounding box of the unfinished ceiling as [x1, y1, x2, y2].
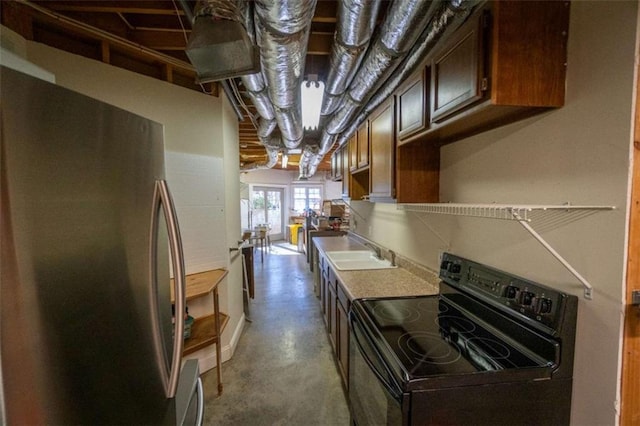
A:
[1, 0, 344, 172]
[2, 1, 472, 176]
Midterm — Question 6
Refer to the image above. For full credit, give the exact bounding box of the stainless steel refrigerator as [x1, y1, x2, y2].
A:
[0, 66, 203, 425]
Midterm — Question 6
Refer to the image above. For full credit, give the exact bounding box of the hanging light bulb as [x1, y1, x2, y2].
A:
[301, 80, 324, 130]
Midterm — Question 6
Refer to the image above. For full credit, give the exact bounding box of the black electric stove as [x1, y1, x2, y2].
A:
[349, 253, 578, 425]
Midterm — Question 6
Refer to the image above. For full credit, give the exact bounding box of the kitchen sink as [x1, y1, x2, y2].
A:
[325, 250, 398, 271]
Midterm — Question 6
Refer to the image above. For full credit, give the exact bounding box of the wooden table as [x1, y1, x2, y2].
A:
[171, 269, 228, 395]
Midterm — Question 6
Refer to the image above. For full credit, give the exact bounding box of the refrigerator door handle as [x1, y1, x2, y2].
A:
[151, 179, 186, 398]
[196, 377, 205, 426]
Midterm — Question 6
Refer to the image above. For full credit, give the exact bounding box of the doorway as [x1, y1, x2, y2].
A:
[251, 187, 285, 241]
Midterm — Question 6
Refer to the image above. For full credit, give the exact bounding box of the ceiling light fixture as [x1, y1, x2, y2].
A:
[301, 79, 324, 131]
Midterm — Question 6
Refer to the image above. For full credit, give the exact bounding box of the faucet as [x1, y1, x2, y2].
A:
[365, 243, 383, 260]
[389, 250, 396, 267]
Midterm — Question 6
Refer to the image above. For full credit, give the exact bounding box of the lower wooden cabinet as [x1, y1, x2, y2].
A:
[336, 283, 350, 387]
[317, 251, 351, 389]
[328, 279, 337, 349]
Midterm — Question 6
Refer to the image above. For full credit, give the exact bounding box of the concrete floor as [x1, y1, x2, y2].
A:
[201, 242, 350, 425]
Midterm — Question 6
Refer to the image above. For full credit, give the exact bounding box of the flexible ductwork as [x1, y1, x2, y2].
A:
[298, 144, 320, 179]
[336, 0, 472, 147]
[300, 0, 471, 177]
[240, 0, 317, 171]
[254, 0, 317, 147]
[321, 0, 382, 116]
[325, 0, 441, 135]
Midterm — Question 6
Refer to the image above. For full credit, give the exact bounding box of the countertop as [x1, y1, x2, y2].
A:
[313, 235, 440, 300]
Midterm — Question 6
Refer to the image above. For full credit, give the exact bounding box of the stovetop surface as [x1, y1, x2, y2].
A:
[356, 294, 554, 381]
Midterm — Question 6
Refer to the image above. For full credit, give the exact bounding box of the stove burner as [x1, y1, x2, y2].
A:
[372, 304, 421, 323]
[398, 332, 462, 365]
[436, 315, 476, 334]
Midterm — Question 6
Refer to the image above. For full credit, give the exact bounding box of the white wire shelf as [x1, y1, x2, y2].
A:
[397, 203, 615, 222]
[397, 203, 616, 299]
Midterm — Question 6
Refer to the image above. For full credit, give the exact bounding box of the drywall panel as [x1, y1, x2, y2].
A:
[165, 151, 226, 273]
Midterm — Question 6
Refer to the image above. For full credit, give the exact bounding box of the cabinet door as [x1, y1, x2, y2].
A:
[356, 122, 369, 169]
[348, 134, 358, 172]
[331, 148, 343, 181]
[369, 99, 395, 201]
[327, 280, 337, 350]
[341, 145, 350, 198]
[337, 298, 349, 387]
[397, 68, 428, 142]
[330, 152, 337, 180]
[320, 257, 328, 325]
[430, 9, 486, 122]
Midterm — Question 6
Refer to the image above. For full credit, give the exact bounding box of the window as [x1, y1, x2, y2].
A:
[293, 186, 322, 214]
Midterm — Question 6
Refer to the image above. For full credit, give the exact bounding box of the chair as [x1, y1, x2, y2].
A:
[252, 225, 270, 263]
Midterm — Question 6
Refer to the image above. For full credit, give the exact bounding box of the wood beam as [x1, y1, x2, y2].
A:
[1, 1, 34, 40]
[312, 1, 337, 23]
[32, 1, 183, 16]
[307, 33, 332, 55]
[101, 40, 110, 63]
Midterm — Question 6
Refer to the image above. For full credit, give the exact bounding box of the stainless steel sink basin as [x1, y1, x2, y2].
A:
[325, 250, 398, 271]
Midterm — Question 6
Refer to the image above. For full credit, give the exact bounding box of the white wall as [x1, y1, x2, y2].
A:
[240, 169, 342, 220]
[350, 3, 637, 425]
[4, 26, 245, 373]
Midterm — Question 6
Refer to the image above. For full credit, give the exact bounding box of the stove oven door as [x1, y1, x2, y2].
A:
[349, 314, 406, 425]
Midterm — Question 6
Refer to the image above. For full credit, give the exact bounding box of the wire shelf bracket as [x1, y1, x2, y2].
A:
[397, 203, 616, 299]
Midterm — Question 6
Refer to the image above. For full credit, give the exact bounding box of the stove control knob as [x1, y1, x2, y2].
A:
[504, 285, 519, 299]
[449, 263, 461, 273]
[520, 291, 535, 306]
[537, 298, 553, 314]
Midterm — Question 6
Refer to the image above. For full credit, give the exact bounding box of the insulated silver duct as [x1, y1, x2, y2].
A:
[298, 144, 320, 179]
[325, 0, 441, 135]
[242, 72, 276, 121]
[254, 0, 317, 147]
[321, 0, 382, 116]
[301, 0, 469, 176]
[336, 0, 472, 147]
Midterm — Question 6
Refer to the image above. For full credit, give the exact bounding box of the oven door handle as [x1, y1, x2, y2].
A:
[350, 315, 403, 400]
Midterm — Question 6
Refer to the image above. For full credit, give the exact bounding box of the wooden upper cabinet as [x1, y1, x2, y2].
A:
[431, 9, 485, 123]
[369, 99, 395, 202]
[397, 67, 429, 144]
[348, 134, 358, 172]
[341, 143, 350, 198]
[422, 0, 569, 144]
[356, 122, 369, 170]
[331, 145, 343, 181]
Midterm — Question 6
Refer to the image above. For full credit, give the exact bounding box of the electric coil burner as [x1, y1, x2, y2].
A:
[349, 253, 578, 425]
